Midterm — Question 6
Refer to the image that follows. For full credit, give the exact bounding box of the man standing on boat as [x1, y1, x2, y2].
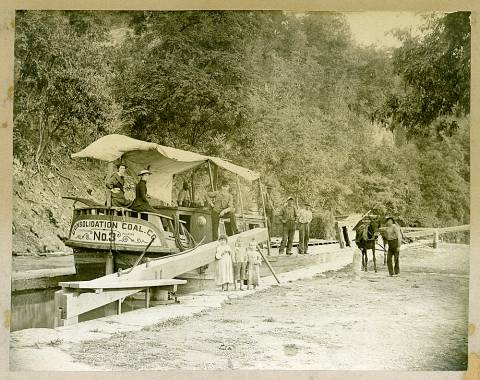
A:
[105, 163, 130, 207]
[207, 180, 239, 240]
[130, 169, 157, 213]
[279, 196, 298, 255]
[297, 202, 313, 254]
[177, 181, 192, 207]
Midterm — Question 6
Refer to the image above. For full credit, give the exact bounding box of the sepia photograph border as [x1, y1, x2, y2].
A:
[0, 0, 478, 379]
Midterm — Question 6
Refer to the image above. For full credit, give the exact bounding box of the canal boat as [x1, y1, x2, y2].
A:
[64, 134, 270, 280]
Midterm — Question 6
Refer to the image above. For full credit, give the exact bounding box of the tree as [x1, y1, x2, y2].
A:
[112, 11, 264, 152]
[14, 11, 118, 166]
[377, 12, 470, 140]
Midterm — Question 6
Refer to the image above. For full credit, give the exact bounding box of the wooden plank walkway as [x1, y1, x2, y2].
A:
[59, 279, 187, 290]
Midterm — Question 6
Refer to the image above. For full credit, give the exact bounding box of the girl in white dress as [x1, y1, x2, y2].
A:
[215, 234, 234, 291]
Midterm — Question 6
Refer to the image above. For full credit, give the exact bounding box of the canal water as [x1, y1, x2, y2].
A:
[11, 288, 145, 332]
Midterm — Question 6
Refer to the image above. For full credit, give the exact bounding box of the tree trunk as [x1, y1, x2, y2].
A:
[35, 113, 53, 167]
[35, 113, 46, 168]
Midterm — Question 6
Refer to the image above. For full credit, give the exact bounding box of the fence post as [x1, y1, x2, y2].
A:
[352, 248, 362, 279]
[336, 222, 345, 249]
[433, 229, 439, 249]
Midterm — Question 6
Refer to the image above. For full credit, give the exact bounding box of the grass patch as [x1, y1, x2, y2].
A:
[283, 343, 299, 356]
[152, 316, 189, 329]
[46, 338, 63, 347]
[220, 318, 242, 324]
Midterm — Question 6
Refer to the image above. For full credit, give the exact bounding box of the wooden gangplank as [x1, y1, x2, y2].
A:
[59, 279, 187, 290]
[54, 227, 269, 327]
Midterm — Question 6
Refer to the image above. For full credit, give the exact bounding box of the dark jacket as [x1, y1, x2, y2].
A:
[106, 172, 124, 193]
[279, 204, 297, 224]
[130, 180, 156, 213]
[105, 172, 130, 207]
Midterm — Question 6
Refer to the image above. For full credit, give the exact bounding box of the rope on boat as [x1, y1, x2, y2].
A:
[173, 214, 196, 251]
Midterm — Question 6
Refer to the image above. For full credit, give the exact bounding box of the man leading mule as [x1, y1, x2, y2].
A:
[354, 219, 381, 272]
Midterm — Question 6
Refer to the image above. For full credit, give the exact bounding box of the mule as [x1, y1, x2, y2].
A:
[354, 219, 381, 272]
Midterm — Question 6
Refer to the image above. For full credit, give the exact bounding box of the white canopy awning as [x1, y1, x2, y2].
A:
[72, 134, 260, 204]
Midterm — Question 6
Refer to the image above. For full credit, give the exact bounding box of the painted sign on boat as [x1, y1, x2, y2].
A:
[70, 219, 161, 247]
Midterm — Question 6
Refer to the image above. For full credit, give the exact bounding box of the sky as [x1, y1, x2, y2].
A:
[343, 12, 428, 48]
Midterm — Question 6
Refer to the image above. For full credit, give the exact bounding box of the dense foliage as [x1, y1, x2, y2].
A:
[14, 11, 121, 166]
[376, 12, 471, 140]
[13, 10, 470, 227]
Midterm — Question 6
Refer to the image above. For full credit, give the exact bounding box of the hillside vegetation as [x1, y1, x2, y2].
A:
[13, 11, 470, 254]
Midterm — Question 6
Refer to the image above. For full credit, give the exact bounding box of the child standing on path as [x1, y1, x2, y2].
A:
[215, 234, 234, 291]
[246, 239, 262, 289]
[233, 238, 247, 290]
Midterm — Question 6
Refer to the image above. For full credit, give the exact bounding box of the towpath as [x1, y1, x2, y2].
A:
[64, 243, 468, 370]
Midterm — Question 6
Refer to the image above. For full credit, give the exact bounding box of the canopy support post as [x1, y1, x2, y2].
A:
[106, 162, 114, 207]
[190, 170, 196, 204]
[259, 180, 272, 256]
[207, 161, 215, 192]
[236, 175, 247, 232]
[105, 161, 115, 274]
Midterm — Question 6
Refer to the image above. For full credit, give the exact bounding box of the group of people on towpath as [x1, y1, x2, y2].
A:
[280, 197, 313, 256]
[215, 235, 262, 291]
[265, 189, 314, 256]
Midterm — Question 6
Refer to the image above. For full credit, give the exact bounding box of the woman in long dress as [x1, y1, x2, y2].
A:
[246, 239, 261, 289]
[215, 234, 234, 291]
[130, 169, 157, 213]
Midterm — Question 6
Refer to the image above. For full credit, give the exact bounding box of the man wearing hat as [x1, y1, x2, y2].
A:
[297, 202, 313, 254]
[279, 196, 298, 255]
[206, 180, 239, 240]
[105, 163, 130, 207]
[130, 169, 157, 213]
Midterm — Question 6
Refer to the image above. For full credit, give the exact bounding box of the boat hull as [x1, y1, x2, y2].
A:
[73, 250, 111, 280]
[72, 249, 179, 280]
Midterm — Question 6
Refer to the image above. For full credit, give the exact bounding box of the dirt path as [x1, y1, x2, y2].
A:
[68, 243, 469, 370]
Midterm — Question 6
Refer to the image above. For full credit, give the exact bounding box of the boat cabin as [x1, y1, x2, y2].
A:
[64, 134, 269, 277]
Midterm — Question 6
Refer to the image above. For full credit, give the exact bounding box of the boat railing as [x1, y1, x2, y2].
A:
[72, 206, 188, 225]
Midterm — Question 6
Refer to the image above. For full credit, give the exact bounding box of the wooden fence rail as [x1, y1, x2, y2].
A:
[403, 225, 470, 239]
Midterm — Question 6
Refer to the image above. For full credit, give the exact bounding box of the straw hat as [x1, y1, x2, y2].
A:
[138, 169, 152, 176]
